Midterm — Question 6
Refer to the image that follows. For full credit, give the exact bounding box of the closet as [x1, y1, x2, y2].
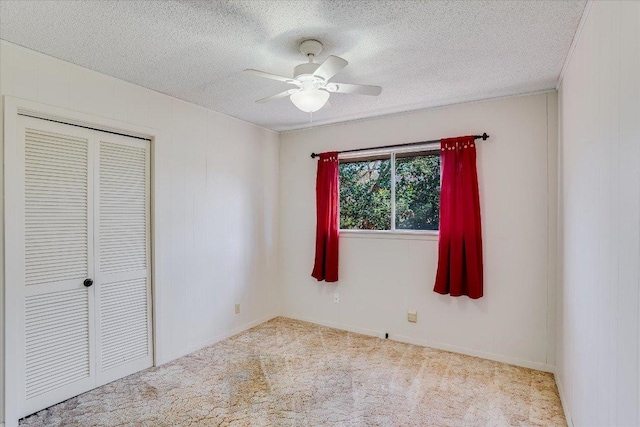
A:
[11, 115, 152, 418]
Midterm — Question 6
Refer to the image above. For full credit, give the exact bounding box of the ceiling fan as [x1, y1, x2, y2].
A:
[244, 39, 382, 113]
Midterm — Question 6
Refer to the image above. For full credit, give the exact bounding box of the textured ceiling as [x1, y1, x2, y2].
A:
[0, 0, 585, 132]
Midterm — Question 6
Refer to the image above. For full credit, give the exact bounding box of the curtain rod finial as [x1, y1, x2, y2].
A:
[482, 133, 489, 140]
[311, 152, 319, 159]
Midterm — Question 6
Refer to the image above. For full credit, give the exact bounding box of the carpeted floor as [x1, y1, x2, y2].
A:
[21, 317, 566, 426]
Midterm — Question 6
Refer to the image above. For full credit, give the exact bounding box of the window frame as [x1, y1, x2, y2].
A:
[338, 142, 441, 238]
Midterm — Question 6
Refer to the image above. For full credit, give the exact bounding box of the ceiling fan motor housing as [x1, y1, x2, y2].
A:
[294, 62, 321, 79]
[295, 39, 324, 80]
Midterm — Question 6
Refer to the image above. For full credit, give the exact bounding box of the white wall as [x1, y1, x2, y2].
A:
[556, 1, 640, 426]
[280, 92, 558, 371]
[0, 40, 281, 424]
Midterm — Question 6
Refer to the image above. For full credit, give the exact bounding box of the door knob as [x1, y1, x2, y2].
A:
[84, 278, 94, 287]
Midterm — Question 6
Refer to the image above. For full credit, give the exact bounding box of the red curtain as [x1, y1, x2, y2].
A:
[311, 152, 340, 282]
[434, 136, 483, 299]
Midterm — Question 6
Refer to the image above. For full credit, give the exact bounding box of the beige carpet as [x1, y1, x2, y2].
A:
[21, 317, 566, 426]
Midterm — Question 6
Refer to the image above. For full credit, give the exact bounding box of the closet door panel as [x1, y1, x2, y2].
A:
[95, 135, 152, 385]
[18, 116, 97, 418]
[25, 289, 90, 399]
[25, 127, 90, 285]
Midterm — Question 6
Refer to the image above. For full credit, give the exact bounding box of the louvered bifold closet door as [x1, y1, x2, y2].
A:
[17, 116, 97, 418]
[95, 133, 152, 386]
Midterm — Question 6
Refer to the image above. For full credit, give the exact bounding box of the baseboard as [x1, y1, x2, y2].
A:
[392, 333, 555, 373]
[164, 313, 279, 363]
[555, 375, 573, 427]
[287, 314, 384, 339]
[285, 314, 555, 373]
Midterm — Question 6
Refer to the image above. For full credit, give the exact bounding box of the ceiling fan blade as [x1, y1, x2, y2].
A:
[256, 89, 298, 104]
[313, 55, 348, 81]
[331, 83, 382, 96]
[244, 69, 292, 83]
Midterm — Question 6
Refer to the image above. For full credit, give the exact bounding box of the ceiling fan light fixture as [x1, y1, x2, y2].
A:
[290, 89, 330, 113]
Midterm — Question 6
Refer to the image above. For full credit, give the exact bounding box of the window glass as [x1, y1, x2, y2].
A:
[395, 152, 440, 230]
[339, 156, 391, 230]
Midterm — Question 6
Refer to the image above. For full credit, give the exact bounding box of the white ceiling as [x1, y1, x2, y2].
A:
[0, 0, 585, 132]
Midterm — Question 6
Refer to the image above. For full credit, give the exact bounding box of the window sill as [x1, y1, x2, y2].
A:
[339, 229, 439, 241]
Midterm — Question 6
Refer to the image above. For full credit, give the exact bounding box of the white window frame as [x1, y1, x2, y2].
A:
[338, 142, 440, 239]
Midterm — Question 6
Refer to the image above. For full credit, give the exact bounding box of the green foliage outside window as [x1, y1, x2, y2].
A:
[339, 158, 392, 230]
[339, 152, 440, 231]
[395, 154, 440, 230]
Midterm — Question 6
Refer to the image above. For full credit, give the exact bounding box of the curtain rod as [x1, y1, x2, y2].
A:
[310, 133, 489, 159]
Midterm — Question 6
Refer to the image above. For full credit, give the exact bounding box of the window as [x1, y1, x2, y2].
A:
[339, 147, 440, 231]
[394, 151, 440, 230]
[339, 155, 392, 230]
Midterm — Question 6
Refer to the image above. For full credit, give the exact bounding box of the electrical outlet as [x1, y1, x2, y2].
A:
[408, 311, 417, 323]
[235, 304, 240, 314]
[334, 293, 339, 304]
